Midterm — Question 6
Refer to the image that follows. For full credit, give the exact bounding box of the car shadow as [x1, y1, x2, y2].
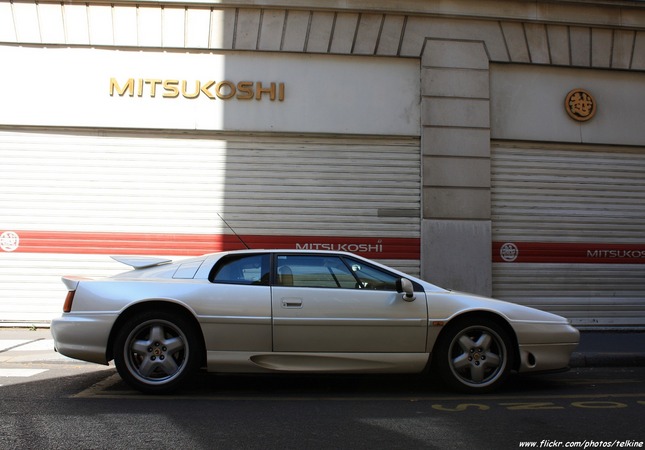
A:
[99, 369, 578, 399]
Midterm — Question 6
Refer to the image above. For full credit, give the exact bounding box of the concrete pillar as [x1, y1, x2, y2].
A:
[420, 39, 492, 295]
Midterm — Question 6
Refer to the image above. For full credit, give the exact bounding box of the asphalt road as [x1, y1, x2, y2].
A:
[1, 331, 644, 449]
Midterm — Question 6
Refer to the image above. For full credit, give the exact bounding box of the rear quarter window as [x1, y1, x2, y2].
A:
[210, 254, 270, 285]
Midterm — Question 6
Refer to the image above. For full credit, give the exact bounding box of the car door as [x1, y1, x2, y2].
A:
[197, 253, 273, 352]
[271, 253, 427, 353]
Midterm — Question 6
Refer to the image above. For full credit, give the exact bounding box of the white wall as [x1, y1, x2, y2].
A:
[1, 46, 420, 136]
[490, 64, 645, 146]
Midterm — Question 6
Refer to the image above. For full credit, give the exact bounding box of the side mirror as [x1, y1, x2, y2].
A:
[397, 278, 416, 302]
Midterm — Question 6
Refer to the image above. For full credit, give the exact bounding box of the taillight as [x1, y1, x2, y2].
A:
[63, 290, 75, 313]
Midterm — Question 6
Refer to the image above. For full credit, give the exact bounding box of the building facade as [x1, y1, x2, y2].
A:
[1, 0, 644, 327]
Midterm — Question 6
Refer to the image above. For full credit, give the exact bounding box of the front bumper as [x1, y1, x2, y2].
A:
[517, 342, 579, 373]
[513, 322, 580, 373]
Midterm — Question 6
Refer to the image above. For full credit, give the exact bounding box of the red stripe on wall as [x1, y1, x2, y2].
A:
[0, 230, 420, 260]
[493, 241, 645, 264]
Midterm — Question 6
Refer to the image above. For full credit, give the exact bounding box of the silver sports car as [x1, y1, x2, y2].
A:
[51, 250, 579, 394]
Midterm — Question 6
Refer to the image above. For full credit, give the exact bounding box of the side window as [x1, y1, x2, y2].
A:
[344, 257, 398, 291]
[276, 255, 357, 289]
[210, 254, 270, 285]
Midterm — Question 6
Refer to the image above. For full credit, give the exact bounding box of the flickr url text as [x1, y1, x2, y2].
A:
[519, 441, 643, 449]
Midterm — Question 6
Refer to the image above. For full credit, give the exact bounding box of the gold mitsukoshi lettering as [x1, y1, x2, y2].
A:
[109, 78, 285, 101]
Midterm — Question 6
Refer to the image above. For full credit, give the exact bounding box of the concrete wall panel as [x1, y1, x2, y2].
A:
[423, 128, 491, 158]
[633, 32, 645, 70]
[258, 9, 286, 51]
[185, 8, 212, 49]
[547, 25, 570, 65]
[591, 28, 613, 68]
[113, 6, 138, 46]
[282, 10, 309, 52]
[570, 26, 591, 67]
[422, 68, 489, 99]
[423, 98, 490, 129]
[307, 11, 334, 53]
[424, 157, 491, 189]
[138, 6, 163, 47]
[423, 188, 491, 220]
[612, 30, 636, 69]
[422, 39, 489, 69]
[330, 13, 359, 54]
[376, 15, 405, 56]
[353, 14, 382, 55]
[501, 22, 529, 63]
[422, 219, 492, 294]
[235, 8, 261, 50]
[525, 23, 550, 64]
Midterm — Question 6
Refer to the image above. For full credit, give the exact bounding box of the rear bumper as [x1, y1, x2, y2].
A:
[50, 313, 117, 365]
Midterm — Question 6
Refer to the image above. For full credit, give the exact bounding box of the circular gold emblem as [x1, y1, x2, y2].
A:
[565, 89, 596, 122]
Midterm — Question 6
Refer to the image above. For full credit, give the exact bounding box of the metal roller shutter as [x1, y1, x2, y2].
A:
[0, 128, 420, 324]
[491, 143, 645, 328]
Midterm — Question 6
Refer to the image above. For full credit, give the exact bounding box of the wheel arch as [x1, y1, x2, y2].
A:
[106, 300, 206, 367]
[431, 310, 521, 371]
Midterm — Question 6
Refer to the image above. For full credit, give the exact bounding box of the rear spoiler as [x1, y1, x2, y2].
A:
[61, 276, 88, 291]
[110, 256, 172, 269]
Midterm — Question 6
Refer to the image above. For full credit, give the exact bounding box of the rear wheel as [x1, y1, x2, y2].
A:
[113, 311, 201, 394]
[434, 317, 513, 393]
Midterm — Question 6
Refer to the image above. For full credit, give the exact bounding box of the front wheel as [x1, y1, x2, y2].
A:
[113, 311, 202, 394]
[434, 318, 513, 393]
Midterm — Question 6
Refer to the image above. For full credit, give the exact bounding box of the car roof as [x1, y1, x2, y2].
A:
[209, 249, 359, 256]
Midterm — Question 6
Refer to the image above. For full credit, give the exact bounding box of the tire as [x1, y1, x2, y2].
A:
[434, 317, 513, 394]
[113, 311, 202, 394]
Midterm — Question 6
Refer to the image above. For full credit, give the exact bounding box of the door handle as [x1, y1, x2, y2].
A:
[281, 297, 303, 308]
